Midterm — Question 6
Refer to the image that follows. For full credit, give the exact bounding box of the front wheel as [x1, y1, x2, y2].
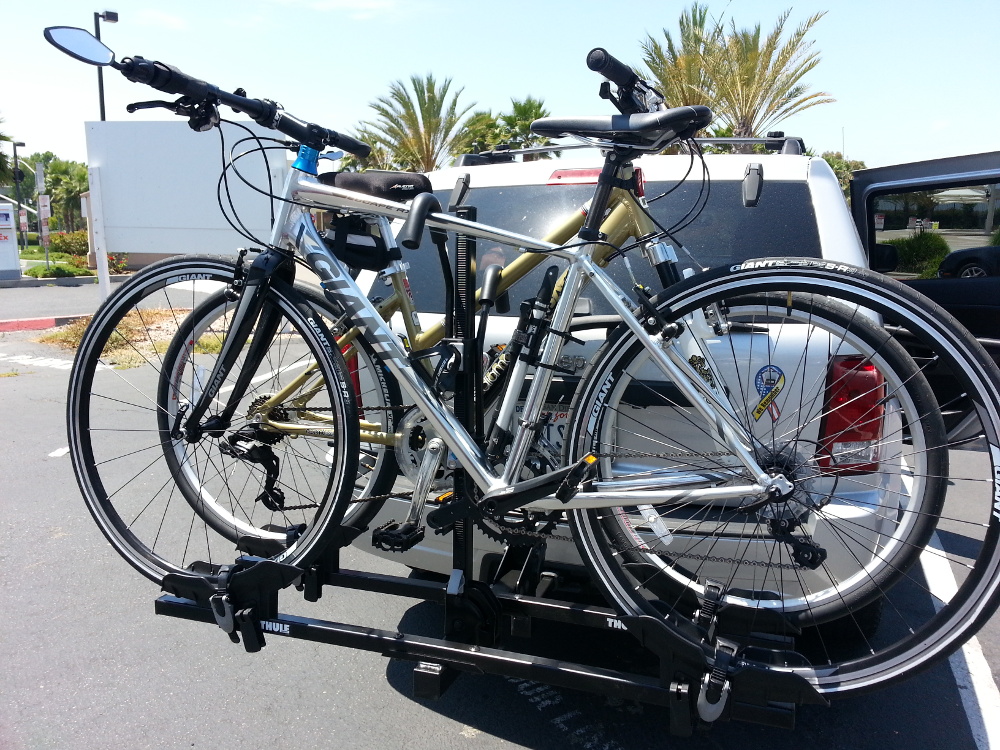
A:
[567, 261, 1000, 697]
[67, 255, 361, 584]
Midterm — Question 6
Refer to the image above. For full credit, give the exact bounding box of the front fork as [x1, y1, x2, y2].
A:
[181, 248, 296, 441]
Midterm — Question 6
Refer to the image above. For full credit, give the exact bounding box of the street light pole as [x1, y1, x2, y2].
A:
[11, 140, 26, 252]
[94, 10, 119, 122]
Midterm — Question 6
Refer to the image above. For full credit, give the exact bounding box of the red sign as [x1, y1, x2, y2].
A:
[18, 209, 27, 232]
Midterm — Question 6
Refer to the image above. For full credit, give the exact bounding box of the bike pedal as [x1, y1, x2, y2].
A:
[372, 520, 426, 552]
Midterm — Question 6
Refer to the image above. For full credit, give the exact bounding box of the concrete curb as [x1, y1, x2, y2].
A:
[0, 274, 130, 289]
[0, 314, 91, 332]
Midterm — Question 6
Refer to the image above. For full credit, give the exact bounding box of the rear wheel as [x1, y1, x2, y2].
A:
[163, 282, 402, 536]
[567, 262, 1000, 696]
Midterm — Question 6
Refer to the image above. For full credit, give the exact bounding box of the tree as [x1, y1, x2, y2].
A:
[821, 151, 867, 199]
[45, 158, 89, 232]
[452, 98, 558, 160]
[451, 109, 501, 155]
[362, 74, 475, 172]
[704, 10, 834, 138]
[641, 5, 834, 142]
[641, 3, 720, 108]
[338, 126, 401, 172]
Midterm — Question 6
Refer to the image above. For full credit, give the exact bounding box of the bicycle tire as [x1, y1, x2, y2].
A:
[67, 255, 361, 583]
[161, 282, 402, 535]
[566, 260, 1000, 696]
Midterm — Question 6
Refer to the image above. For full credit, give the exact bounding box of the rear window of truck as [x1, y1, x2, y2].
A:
[386, 180, 821, 315]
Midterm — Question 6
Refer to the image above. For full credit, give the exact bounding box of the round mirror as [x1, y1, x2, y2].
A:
[44, 26, 115, 66]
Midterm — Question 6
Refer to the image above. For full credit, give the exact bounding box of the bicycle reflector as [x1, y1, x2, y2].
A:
[818, 355, 885, 475]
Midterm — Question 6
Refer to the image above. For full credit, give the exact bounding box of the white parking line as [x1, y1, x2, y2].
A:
[921, 532, 1000, 750]
[0, 352, 74, 370]
[48, 447, 70, 458]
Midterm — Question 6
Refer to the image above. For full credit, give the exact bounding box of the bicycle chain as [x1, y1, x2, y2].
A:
[653, 549, 805, 570]
[293, 404, 414, 413]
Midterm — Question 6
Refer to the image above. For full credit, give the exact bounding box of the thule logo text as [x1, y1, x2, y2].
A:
[261, 620, 290, 634]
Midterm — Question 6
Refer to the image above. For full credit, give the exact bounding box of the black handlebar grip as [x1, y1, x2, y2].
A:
[397, 192, 442, 250]
[325, 129, 371, 159]
[586, 48, 638, 89]
[120, 57, 214, 100]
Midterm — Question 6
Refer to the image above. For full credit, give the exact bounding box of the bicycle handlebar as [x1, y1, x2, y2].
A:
[118, 55, 371, 158]
[586, 48, 638, 90]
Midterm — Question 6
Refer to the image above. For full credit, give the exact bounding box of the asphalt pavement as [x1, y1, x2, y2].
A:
[0, 278, 123, 330]
[1, 284, 999, 749]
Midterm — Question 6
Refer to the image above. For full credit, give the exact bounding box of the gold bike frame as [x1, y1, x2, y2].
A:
[252, 186, 658, 445]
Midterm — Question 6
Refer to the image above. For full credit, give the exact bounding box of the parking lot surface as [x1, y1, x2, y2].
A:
[2, 299, 1000, 749]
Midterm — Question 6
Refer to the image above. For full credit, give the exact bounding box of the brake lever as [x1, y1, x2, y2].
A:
[126, 99, 178, 113]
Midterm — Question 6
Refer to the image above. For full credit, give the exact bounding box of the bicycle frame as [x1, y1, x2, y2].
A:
[204, 154, 781, 511]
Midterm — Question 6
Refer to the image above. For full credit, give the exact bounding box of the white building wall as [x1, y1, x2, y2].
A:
[85, 121, 288, 258]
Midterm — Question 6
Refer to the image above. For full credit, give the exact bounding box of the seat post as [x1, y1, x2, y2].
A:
[578, 148, 637, 242]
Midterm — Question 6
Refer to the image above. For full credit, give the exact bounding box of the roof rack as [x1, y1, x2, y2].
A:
[454, 132, 806, 166]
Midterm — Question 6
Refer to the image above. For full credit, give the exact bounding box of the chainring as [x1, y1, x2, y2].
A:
[471, 507, 567, 547]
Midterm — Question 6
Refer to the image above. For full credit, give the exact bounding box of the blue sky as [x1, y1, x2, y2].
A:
[3, 0, 998, 168]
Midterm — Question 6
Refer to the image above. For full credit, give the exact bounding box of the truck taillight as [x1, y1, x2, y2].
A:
[547, 168, 602, 185]
[817, 355, 885, 475]
[546, 167, 645, 196]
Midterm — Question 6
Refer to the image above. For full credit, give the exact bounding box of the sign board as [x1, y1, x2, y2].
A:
[85, 121, 287, 259]
[19, 209, 27, 232]
[35, 163, 45, 195]
[0, 202, 19, 281]
[874, 213, 885, 230]
[38, 195, 51, 247]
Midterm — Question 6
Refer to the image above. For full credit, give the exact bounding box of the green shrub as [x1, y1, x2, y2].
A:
[991, 226, 1000, 246]
[50, 230, 89, 256]
[884, 231, 951, 278]
[24, 264, 94, 278]
[27, 232, 38, 243]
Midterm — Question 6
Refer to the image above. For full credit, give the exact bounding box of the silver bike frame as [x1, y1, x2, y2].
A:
[273, 168, 778, 510]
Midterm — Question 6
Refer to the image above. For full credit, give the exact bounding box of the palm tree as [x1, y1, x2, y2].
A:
[704, 10, 834, 138]
[452, 98, 557, 160]
[338, 126, 400, 172]
[451, 109, 499, 156]
[362, 74, 475, 172]
[46, 159, 89, 232]
[495, 97, 557, 159]
[641, 3, 720, 107]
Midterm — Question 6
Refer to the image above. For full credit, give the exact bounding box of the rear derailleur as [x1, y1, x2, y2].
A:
[220, 431, 286, 511]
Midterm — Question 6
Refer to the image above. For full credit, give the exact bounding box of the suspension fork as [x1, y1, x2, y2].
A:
[182, 248, 295, 440]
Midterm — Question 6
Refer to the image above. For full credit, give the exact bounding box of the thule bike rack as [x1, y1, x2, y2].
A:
[155, 198, 826, 737]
